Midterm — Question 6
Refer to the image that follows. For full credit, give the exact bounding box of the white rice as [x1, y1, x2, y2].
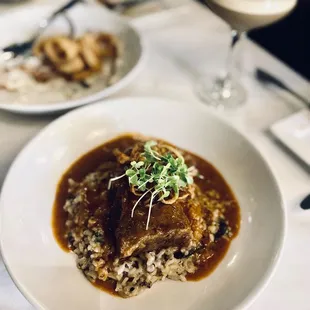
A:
[70, 227, 197, 297]
[63, 170, 225, 298]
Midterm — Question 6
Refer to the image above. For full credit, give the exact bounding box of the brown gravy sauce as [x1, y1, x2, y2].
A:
[52, 134, 240, 294]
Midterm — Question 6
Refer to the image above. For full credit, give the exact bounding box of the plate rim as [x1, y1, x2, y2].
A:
[0, 4, 146, 115]
[0, 97, 286, 310]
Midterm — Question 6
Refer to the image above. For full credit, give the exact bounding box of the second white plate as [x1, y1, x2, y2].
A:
[270, 109, 310, 166]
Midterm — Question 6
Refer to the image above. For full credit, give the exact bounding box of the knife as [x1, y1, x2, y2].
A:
[256, 68, 310, 110]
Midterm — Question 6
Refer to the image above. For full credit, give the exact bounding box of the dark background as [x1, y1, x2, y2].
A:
[249, 0, 309, 80]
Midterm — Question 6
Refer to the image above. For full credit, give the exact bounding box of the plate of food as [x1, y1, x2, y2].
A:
[0, 3, 143, 114]
[0, 97, 285, 310]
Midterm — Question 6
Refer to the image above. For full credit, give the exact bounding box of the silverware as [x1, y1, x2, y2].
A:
[1, 0, 84, 60]
[255, 68, 310, 109]
[301, 194, 310, 210]
[102, 0, 155, 13]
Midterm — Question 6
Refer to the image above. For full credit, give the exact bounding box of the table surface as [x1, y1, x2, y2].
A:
[0, 1, 309, 309]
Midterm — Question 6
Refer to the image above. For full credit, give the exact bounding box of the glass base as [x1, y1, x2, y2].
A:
[196, 75, 246, 109]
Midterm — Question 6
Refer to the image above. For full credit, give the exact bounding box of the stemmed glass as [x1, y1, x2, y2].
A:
[195, 0, 297, 108]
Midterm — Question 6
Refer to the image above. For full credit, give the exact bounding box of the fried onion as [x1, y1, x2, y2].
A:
[32, 32, 120, 83]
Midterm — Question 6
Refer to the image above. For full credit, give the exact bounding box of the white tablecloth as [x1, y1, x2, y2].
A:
[0, 1, 309, 309]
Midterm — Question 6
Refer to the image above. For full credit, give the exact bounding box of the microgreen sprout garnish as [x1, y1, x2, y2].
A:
[109, 141, 198, 230]
[108, 174, 126, 190]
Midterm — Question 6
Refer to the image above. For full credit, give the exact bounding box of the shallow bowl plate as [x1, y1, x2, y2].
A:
[0, 4, 144, 114]
[0, 97, 285, 310]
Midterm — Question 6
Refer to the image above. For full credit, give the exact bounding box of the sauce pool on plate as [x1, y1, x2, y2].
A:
[52, 134, 240, 296]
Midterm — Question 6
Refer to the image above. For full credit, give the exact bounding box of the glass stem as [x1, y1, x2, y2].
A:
[223, 29, 242, 88]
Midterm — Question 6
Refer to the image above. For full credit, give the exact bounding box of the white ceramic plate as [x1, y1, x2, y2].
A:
[270, 109, 310, 166]
[0, 97, 285, 310]
[0, 4, 144, 114]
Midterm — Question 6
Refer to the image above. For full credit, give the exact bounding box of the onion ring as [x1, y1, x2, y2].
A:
[57, 56, 84, 74]
[44, 36, 79, 64]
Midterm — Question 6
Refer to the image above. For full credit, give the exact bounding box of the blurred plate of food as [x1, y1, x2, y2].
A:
[0, 3, 144, 114]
